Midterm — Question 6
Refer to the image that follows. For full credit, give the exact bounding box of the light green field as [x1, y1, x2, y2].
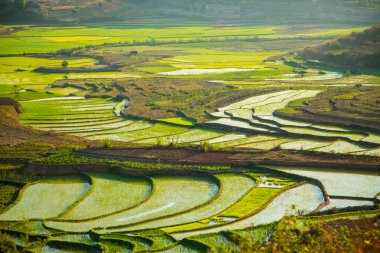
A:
[0, 71, 135, 87]
[219, 187, 283, 218]
[212, 135, 277, 149]
[45, 176, 218, 232]
[132, 128, 224, 145]
[218, 90, 298, 112]
[58, 173, 152, 220]
[280, 139, 332, 151]
[79, 121, 155, 138]
[87, 123, 189, 142]
[0, 26, 280, 55]
[0, 177, 89, 221]
[282, 127, 366, 142]
[313, 140, 366, 154]
[158, 117, 196, 126]
[237, 139, 292, 150]
[0, 56, 96, 71]
[250, 90, 322, 116]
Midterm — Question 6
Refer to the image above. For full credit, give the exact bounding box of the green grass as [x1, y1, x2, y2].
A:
[219, 187, 283, 218]
[158, 117, 196, 126]
[37, 154, 230, 171]
[44, 176, 218, 232]
[0, 183, 20, 213]
[0, 56, 97, 72]
[0, 176, 90, 221]
[58, 173, 152, 220]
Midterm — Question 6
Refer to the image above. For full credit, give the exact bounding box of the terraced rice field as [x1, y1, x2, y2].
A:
[0, 176, 90, 221]
[45, 176, 219, 232]
[272, 167, 380, 198]
[58, 173, 152, 220]
[20, 97, 228, 145]
[0, 171, 315, 246]
[18, 91, 380, 157]
[104, 174, 255, 233]
[207, 90, 380, 156]
[171, 183, 325, 240]
[1, 167, 377, 251]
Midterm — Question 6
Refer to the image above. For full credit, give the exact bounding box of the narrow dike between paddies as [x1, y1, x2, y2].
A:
[44, 175, 219, 233]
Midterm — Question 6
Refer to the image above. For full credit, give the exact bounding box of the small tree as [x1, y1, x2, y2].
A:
[61, 60, 69, 69]
[13, 85, 20, 98]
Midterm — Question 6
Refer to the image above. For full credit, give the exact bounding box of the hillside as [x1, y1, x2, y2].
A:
[1, 0, 380, 24]
[299, 24, 380, 68]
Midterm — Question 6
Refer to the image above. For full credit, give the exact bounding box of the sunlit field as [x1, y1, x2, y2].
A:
[0, 1, 379, 251]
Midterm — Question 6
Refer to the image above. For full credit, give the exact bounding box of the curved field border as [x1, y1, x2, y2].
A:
[97, 237, 134, 252]
[44, 174, 220, 232]
[99, 233, 154, 252]
[43, 175, 155, 229]
[51, 174, 154, 222]
[169, 182, 304, 235]
[93, 173, 223, 233]
[101, 173, 256, 233]
[0, 176, 91, 221]
[170, 182, 324, 240]
[46, 240, 103, 253]
[301, 208, 380, 223]
[168, 167, 330, 239]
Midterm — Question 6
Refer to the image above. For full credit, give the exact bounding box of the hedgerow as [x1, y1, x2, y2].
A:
[36, 154, 231, 171]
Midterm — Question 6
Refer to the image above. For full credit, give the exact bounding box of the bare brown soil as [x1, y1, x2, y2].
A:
[74, 147, 380, 171]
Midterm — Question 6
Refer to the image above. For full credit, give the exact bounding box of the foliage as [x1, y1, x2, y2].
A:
[0, 183, 20, 213]
[0, 233, 18, 253]
[61, 60, 68, 69]
[223, 216, 380, 253]
[36, 154, 231, 171]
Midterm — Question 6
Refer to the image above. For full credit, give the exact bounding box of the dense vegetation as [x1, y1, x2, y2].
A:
[300, 25, 380, 68]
